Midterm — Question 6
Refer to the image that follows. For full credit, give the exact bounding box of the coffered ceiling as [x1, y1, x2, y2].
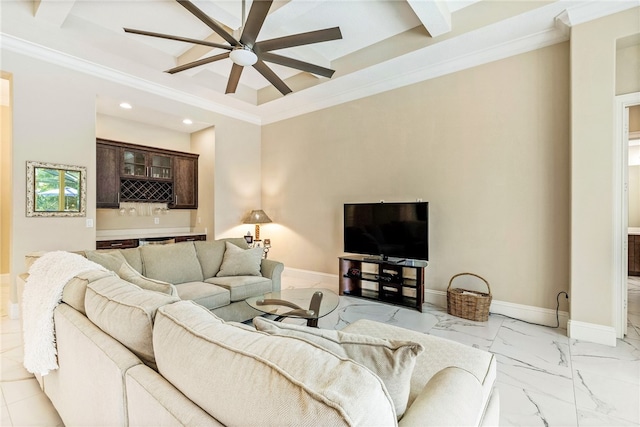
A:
[1, 0, 638, 128]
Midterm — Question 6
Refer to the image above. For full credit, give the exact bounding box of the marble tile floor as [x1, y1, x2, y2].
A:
[0, 277, 638, 426]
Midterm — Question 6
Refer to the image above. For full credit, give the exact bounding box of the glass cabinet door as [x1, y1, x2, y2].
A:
[150, 154, 171, 179]
[123, 150, 147, 177]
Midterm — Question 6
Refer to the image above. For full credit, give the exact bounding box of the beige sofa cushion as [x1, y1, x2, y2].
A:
[216, 241, 263, 277]
[85, 276, 179, 369]
[343, 319, 496, 410]
[154, 301, 397, 426]
[205, 276, 272, 302]
[139, 242, 204, 284]
[84, 248, 144, 273]
[85, 249, 142, 275]
[85, 250, 128, 273]
[174, 282, 230, 310]
[61, 270, 115, 315]
[398, 367, 483, 426]
[118, 262, 177, 296]
[119, 247, 144, 273]
[86, 250, 177, 296]
[85, 248, 143, 273]
[193, 240, 226, 279]
[254, 317, 423, 417]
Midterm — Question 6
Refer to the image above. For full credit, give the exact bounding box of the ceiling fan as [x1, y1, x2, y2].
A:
[124, 0, 342, 96]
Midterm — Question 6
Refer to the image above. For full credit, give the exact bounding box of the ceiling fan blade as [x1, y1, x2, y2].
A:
[165, 52, 230, 74]
[176, 0, 239, 47]
[240, 0, 272, 48]
[254, 27, 342, 53]
[253, 60, 292, 96]
[124, 28, 233, 50]
[259, 52, 335, 78]
[226, 63, 244, 94]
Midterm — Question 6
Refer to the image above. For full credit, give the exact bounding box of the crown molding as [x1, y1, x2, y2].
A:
[557, 0, 639, 27]
[0, 24, 566, 127]
[0, 33, 262, 125]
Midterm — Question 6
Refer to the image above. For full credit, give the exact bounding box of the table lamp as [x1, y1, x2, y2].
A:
[244, 209, 272, 241]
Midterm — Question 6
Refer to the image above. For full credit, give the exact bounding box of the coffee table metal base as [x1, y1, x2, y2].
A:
[256, 291, 324, 327]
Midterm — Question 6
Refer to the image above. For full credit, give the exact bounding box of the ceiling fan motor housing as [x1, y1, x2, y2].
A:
[230, 46, 258, 66]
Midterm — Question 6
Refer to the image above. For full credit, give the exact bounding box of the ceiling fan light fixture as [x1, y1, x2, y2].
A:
[229, 47, 257, 67]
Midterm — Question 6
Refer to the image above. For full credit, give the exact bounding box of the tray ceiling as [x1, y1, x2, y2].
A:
[1, 0, 637, 128]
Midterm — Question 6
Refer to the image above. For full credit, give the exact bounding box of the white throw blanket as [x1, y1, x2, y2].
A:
[22, 251, 106, 375]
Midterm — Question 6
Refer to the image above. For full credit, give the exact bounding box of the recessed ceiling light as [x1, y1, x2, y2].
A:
[182, 119, 193, 125]
[119, 102, 132, 109]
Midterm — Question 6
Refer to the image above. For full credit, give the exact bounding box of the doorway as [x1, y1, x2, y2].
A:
[615, 93, 640, 339]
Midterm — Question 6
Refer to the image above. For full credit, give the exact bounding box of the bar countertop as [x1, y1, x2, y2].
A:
[96, 228, 207, 241]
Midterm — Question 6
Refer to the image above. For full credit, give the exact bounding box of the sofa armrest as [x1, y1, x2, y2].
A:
[260, 259, 284, 291]
[399, 367, 483, 427]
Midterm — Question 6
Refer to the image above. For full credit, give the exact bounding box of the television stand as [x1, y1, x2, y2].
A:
[339, 255, 427, 312]
[363, 256, 405, 264]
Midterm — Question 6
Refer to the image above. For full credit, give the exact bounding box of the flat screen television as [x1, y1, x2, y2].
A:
[344, 202, 428, 262]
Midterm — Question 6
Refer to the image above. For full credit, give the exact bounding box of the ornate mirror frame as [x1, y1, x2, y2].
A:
[26, 161, 87, 217]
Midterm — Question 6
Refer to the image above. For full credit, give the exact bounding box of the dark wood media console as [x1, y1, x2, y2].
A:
[338, 256, 427, 312]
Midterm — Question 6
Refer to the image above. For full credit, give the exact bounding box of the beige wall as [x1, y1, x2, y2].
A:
[1, 74, 12, 275]
[8, 52, 98, 300]
[3, 49, 262, 306]
[213, 118, 262, 239]
[191, 127, 216, 238]
[616, 40, 640, 96]
[262, 42, 570, 310]
[570, 7, 640, 328]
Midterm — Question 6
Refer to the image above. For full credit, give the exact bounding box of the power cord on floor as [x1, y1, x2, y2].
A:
[489, 291, 569, 328]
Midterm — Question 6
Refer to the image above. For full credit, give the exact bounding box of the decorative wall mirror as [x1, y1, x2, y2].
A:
[26, 161, 87, 217]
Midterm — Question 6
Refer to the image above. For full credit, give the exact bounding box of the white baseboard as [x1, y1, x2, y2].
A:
[424, 289, 448, 307]
[283, 267, 337, 282]
[282, 267, 340, 293]
[425, 289, 568, 328]
[567, 320, 617, 347]
[284, 268, 569, 329]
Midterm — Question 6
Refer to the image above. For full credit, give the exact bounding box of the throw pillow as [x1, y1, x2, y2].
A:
[85, 250, 128, 273]
[118, 262, 178, 296]
[154, 301, 396, 425]
[215, 241, 262, 277]
[253, 317, 424, 418]
[139, 242, 204, 284]
[86, 276, 179, 370]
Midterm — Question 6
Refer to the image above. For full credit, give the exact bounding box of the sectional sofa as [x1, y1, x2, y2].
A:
[21, 239, 500, 426]
[26, 238, 284, 323]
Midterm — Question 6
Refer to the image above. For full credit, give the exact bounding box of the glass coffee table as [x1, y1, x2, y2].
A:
[246, 288, 339, 327]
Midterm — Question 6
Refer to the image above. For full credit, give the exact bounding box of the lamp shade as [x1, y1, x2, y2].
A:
[244, 210, 272, 224]
[229, 47, 258, 67]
